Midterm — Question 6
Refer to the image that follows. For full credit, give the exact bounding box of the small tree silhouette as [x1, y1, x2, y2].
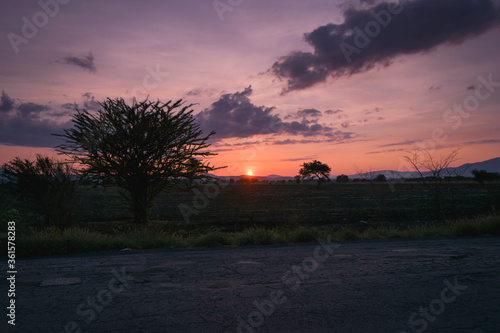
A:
[336, 174, 349, 183]
[299, 160, 331, 188]
[472, 169, 500, 186]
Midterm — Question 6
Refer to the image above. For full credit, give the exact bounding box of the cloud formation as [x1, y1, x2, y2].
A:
[58, 52, 97, 72]
[0, 91, 72, 147]
[17, 102, 50, 117]
[197, 86, 352, 141]
[296, 108, 322, 118]
[272, 0, 500, 92]
[380, 139, 420, 147]
[82, 93, 101, 111]
[0, 90, 15, 112]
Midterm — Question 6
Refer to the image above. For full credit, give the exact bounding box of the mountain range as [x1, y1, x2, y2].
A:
[218, 157, 500, 180]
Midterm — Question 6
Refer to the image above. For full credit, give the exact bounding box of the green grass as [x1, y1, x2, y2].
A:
[5, 214, 500, 257]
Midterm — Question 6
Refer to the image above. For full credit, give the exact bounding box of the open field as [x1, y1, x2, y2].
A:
[74, 181, 500, 232]
[3, 181, 500, 256]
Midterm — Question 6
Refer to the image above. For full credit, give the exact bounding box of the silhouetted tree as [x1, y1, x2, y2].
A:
[1, 155, 76, 228]
[403, 147, 461, 221]
[299, 160, 331, 188]
[56, 97, 220, 224]
[336, 174, 349, 183]
[375, 174, 387, 182]
[184, 158, 205, 186]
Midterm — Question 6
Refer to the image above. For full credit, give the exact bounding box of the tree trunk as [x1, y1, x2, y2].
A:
[317, 177, 322, 188]
[433, 182, 442, 222]
[129, 185, 153, 224]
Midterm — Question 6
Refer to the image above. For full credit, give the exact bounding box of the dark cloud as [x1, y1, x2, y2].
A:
[463, 139, 500, 145]
[0, 91, 72, 147]
[281, 156, 318, 162]
[285, 120, 331, 136]
[272, 0, 500, 92]
[196, 86, 279, 139]
[61, 102, 79, 110]
[0, 90, 16, 112]
[273, 130, 355, 145]
[186, 89, 202, 96]
[197, 86, 343, 140]
[285, 108, 323, 121]
[380, 139, 420, 147]
[82, 93, 101, 111]
[429, 85, 441, 91]
[365, 147, 405, 154]
[467, 85, 476, 90]
[17, 102, 50, 117]
[0, 117, 71, 147]
[325, 109, 343, 115]
[58, 52, 97, 72]
[185, 88, 217, 98]
[274, 139, 299, 145]
[297, 108, 322, 118]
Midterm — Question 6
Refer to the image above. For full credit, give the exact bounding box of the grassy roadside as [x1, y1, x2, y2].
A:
[5, 214, 500, 257]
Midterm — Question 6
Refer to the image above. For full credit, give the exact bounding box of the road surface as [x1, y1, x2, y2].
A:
[3, 236, 500, 332]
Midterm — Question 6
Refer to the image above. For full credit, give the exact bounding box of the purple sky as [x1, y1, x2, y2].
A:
[1, 0, 500, 176]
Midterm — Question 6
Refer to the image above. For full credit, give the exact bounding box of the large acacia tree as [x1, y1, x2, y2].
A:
[56, 97, 220, 224]
[299, 160, 331, 188]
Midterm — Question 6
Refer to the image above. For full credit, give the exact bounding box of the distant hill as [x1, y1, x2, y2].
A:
[211, 157, 500, 181]
[349, 157, 500, 179]
[459, 157, 500, 175]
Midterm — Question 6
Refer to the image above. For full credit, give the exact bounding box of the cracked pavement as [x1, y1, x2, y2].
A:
[3, 236, 500, 332]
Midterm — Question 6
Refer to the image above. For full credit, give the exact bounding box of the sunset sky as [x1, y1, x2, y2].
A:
[1, 0, 499, 177]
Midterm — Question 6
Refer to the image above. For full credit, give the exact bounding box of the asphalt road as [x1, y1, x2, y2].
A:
[3, 236, 500, 332]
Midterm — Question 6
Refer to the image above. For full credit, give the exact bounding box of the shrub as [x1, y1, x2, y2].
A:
[193, 232, 231, 247]
[1, 155, 77, 228]
[236, 228, 282, 246]
[287, 227, 320, 243]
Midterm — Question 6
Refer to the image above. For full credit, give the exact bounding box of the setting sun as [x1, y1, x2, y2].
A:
[247, 170, 253, 176]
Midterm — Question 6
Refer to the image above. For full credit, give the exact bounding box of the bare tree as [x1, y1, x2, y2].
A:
[403, 146, 462, 221]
